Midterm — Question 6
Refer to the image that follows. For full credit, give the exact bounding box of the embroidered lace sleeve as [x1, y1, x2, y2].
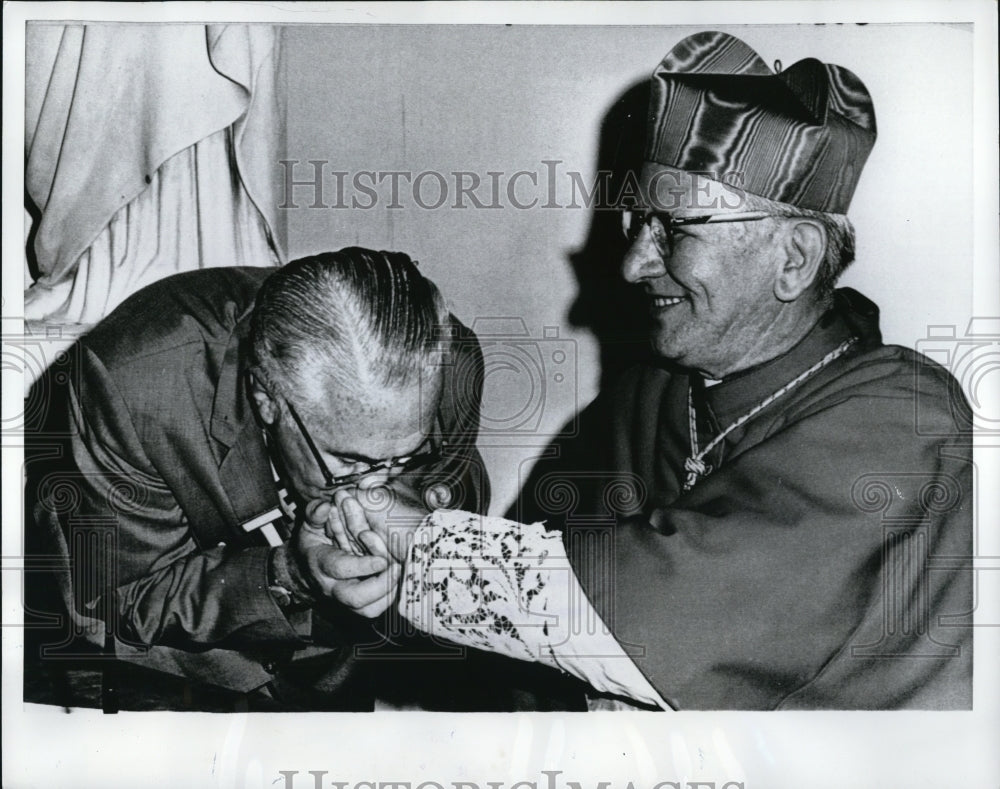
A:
[399, 509, 670, 710]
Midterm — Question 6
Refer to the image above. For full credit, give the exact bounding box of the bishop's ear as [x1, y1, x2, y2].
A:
[247, 371, 280, 425]
[774, 219, 826, 302]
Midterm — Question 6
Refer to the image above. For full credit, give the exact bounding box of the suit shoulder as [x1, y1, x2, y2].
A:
[80, 267, 275, 367]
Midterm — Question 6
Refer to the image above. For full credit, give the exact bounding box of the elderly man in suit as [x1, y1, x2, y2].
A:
[28, 247, 490, 710]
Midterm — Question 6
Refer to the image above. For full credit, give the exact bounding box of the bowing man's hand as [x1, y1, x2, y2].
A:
[324, 479, 448, 564]
[280, 499, 402, 619]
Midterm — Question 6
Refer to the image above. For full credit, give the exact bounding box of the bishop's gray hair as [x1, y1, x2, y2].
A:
[248, 248, 450, 412]
[740, 190, 857, 303]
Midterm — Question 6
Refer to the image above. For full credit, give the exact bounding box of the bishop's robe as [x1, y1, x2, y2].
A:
[514, 288, 972, 710]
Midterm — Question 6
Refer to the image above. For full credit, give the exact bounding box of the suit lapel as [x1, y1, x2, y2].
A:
[209, 313, 280, 537]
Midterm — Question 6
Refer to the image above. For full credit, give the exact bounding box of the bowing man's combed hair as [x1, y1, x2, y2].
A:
[249, 247, 450, 411]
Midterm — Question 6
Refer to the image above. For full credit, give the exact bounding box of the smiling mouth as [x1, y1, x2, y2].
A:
[651, 296, 686, 309]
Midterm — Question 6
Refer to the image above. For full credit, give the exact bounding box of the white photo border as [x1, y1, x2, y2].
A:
[3, 3, 998, 788]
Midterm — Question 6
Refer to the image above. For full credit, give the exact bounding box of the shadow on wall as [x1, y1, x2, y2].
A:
[565, 78, 654, 394]
[505, 79, 656, 526]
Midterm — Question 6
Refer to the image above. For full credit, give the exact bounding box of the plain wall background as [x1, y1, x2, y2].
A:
[279, 23, 973, 515]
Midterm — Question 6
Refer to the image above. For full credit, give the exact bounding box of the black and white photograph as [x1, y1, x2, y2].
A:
[3, 2, 998, 787]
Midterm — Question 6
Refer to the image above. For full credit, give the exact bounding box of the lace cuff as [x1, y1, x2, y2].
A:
[399, 510, 669, 710]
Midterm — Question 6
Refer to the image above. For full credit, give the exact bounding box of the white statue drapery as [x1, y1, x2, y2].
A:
[24, 23, 286, 326]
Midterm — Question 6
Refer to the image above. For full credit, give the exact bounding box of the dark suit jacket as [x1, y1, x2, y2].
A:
[37, 266, 490, 697]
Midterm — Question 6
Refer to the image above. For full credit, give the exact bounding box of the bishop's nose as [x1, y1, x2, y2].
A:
[621, 226, 668, 284]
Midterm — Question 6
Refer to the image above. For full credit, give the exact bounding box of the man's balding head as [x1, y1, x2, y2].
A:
[249, 247, 449, 415]
[247, 248, 450, 502]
